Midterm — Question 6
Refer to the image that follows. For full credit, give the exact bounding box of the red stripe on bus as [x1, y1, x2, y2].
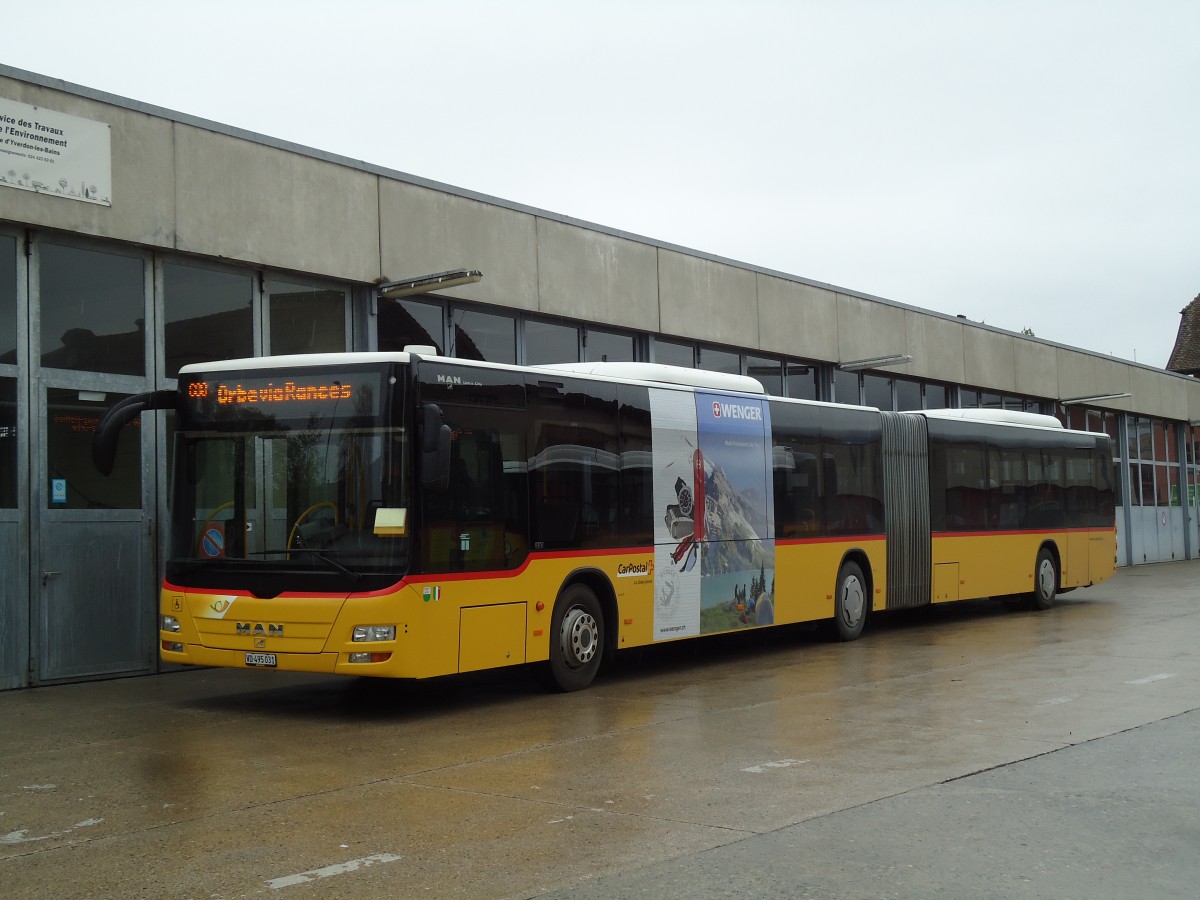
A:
[777, 534, 886, 547]
[932, 527, 1116, 539]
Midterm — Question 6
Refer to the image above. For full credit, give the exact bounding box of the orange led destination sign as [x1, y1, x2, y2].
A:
[187, 380, 353, 405]
[181, 368, 384, 422]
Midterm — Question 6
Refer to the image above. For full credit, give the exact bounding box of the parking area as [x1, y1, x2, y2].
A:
[3, 560, 1199, 899]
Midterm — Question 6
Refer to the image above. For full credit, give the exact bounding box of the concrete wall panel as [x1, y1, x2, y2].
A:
[1189, 384, 1200, 426]
[904, 311, 966, 384]
[1013, 338, 1059, 399]
[1, 76, 176, 248]
[963, 328, 1017, 392]
[657, 251, 758, 347]
[380, 181, 537, 311]
[1129, 366, 1170, 420]
[536, 220, 659, 330]
[1159, 375, 1191, 423]
[757, 276, 839, 362]
[1056, 349, 1134, 413]
[837, 295, 908, 367]
[174, 126, 379, 280]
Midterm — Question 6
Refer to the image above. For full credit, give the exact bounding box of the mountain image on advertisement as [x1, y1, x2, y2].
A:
[700, 463, 773, 575]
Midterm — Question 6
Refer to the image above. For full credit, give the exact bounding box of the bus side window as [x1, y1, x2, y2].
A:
[528, 377, 620, 551]
[767, 400, 823, 538]
[618, 385, 653, 546]
[420, 409, 529, 573]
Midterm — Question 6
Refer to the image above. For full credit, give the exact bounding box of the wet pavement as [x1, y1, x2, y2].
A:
[2, 560, 1199, 899]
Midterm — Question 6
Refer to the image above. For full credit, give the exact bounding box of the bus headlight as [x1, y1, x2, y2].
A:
[352, 625, 395, 642]
[161, 616, 181, 633]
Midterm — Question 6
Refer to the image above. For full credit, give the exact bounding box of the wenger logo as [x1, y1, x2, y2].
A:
[712, 401, 762, 421]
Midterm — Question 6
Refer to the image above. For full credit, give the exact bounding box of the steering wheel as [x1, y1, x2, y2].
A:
[287, 502, 340, 555]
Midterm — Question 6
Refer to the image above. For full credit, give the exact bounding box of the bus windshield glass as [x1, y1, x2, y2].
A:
[167, 364, 410, 593]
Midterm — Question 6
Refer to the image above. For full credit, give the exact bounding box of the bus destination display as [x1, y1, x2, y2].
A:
[182, 371, 382, 419]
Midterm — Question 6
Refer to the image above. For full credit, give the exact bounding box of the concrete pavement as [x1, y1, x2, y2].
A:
[2, 559, 1198, 898]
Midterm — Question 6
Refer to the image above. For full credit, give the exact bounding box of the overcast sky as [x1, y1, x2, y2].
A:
[6, 1, 1198, 369]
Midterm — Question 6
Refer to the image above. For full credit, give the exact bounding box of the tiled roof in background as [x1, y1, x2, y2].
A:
[1167, 293, 1200, 375]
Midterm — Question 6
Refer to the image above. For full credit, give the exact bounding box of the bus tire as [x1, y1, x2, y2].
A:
[1031, 547, 1058, 610]
[546, 583, 605, 692]
[833, 560, 869, 641]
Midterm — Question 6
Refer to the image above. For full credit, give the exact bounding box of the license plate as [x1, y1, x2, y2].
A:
[245, 652, 277, 667]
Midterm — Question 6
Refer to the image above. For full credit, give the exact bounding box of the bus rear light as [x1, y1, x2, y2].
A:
[352, 625, 395, 642]
[348, 652, 392, 664]
[162, 640, 184, 653]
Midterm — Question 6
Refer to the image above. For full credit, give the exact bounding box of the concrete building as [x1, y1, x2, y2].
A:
[2, 64, 1198, 689]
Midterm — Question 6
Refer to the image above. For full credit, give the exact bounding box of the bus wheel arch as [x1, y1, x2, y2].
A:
[544, 571, 615, 692]
[833, 552, 872, 642]
[1031, 543, 1060, 610]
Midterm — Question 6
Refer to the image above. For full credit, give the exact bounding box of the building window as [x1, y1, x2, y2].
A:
[40, 243, 146, 376]
[48, 388, 140, 509]
[585, 327, 634, 363]
[378, 296, 444, 354]
[697, 346, 739, 375]
[863, 373, 894, 410]
[925, 383, 950, 409]
[832, 369, 859, 405]
[1124, 416, 1181, 507]
[0, 376, 15, 508]
[894, 378, 921, 411]
[452, 307, 515, 364]
[653, 338, 694, 367]
[785, 363, 818, 401]
[745, 355, 783, 395]
[267, 278, 346, 355]
[525, 319, 580, 365]
[0, 235, 15, 365]
[164, 262, 253, 377]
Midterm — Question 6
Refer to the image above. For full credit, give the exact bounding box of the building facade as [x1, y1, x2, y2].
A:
[2, 64, 1199, 689]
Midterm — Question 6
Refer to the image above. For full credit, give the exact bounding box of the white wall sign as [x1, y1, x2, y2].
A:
[0, 97, 112, 206]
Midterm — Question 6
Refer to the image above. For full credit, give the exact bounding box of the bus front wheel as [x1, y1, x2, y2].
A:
[1031, 548, 1058, 610]
[833, 560, 869, 642]
[546, 584, 605, 692]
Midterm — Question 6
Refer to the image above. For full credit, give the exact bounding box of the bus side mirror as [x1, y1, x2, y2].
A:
[421, 403, 451, 492]
[92, 389, 179, 477]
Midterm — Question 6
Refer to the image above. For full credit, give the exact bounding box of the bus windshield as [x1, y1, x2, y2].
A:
[166, 364, 410, 594]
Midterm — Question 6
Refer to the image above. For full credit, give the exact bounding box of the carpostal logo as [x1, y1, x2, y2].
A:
[617, 560, 653, 578]
[712, 401, 762, 421]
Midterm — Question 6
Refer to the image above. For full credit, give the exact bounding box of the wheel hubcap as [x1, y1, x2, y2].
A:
[560, 607, 598, 669]
[841, 576, 865, 626]
[1038, 558, 1055, 597]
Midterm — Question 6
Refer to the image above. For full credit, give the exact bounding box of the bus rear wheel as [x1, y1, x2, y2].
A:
[546, 584, 605, 692]
[1031, 547, 1058, 610]
[833, 560, 868, 642]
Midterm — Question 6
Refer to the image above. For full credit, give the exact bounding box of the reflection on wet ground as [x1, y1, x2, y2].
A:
[2, 561, 1198, 898]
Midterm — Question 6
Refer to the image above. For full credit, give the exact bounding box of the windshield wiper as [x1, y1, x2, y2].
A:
[250, 548, 363, 581]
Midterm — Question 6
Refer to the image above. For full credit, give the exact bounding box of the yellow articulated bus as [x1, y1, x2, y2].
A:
[93, 350, 1116, 691]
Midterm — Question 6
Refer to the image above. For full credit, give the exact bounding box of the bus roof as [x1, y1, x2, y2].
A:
[921, 408, 1065, 430]
[178, 351, 415, 374]
[533, 361, 766, 394]
[179, 353, 767, 397]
